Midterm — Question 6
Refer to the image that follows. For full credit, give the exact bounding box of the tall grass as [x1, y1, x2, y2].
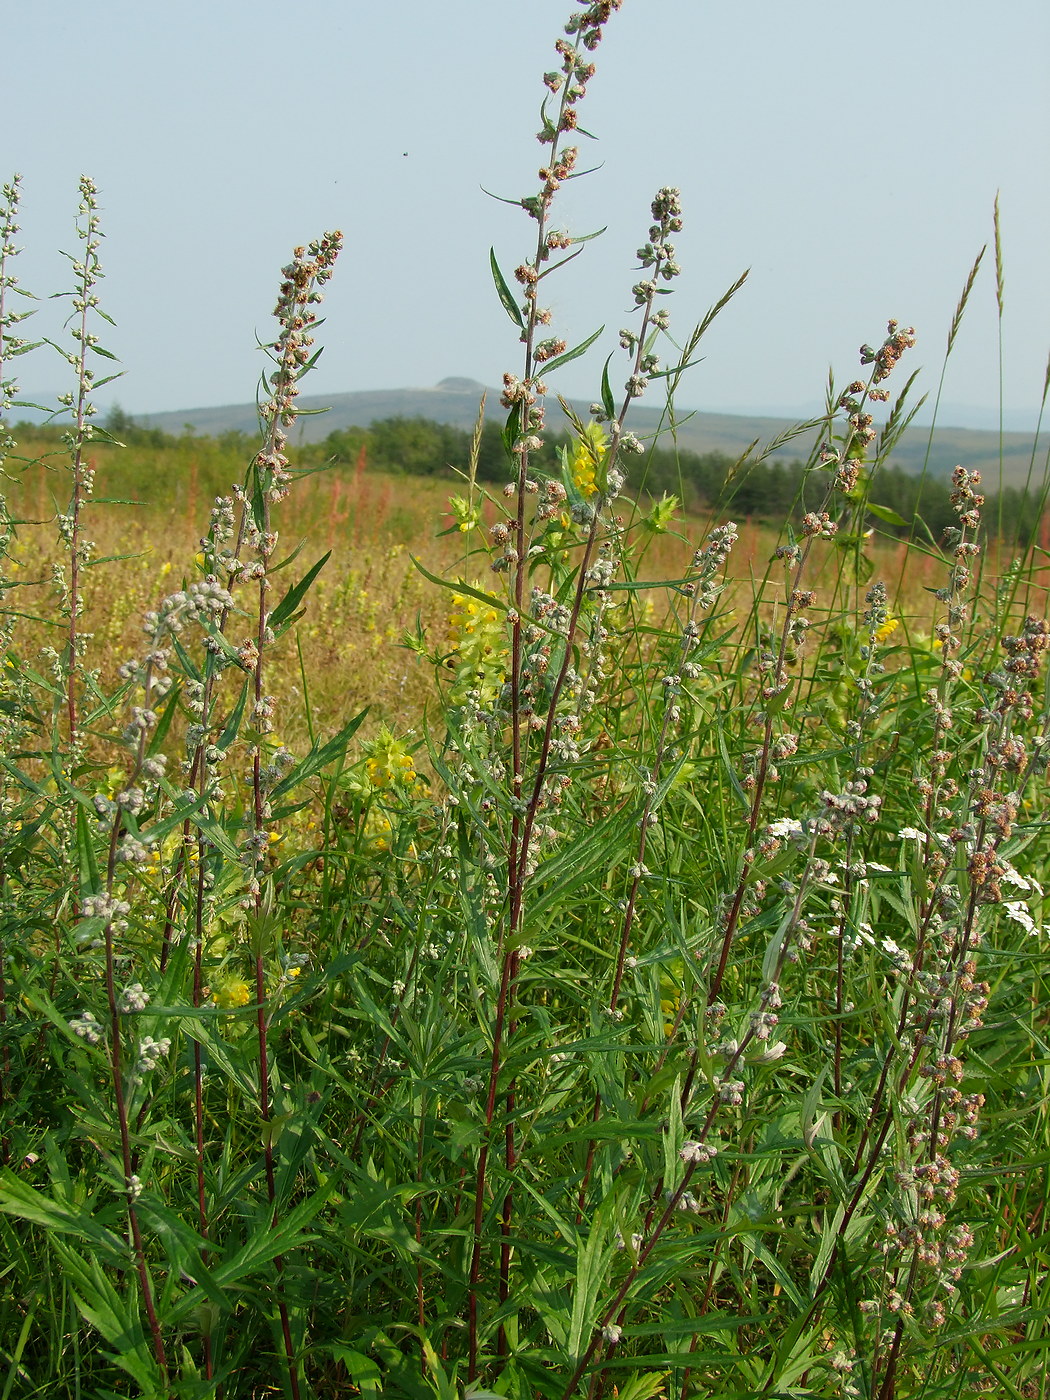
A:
[1, 5, 1049, 1399]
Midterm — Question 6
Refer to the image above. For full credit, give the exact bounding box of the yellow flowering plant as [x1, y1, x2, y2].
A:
[363, 726, 418, 789]
[447, 582, 508, 706]
[568, 420, 608, 500]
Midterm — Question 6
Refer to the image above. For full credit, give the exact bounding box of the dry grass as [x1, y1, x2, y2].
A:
[7, 444, 1046, 757]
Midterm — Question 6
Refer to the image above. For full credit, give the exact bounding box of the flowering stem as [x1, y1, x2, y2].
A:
[100, 832, 168, 1382]
[467, 6, 625, 1372]
[242, 234, 339, 1400]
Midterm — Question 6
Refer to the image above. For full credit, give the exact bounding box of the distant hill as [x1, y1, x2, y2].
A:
[129, 377, 1043, 487]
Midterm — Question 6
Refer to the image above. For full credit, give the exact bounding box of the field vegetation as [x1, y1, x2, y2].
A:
[1, 5, 1049, 1399]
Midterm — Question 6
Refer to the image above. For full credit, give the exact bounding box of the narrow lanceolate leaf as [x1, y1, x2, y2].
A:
[540, 324, 604, 375]
[600, 354, 616, 420]
[566, 226, 607, 245]
[269, 551, 330, 635]
[490, 248, 524, 330]
[866, 502, 909, 528]
[409, 558, 509, 612]
[269, 708, 368, 802]
[75, 803, 101, 898]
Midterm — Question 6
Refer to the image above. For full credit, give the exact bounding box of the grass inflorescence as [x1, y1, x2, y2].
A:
[1, 6, 1048, 1399]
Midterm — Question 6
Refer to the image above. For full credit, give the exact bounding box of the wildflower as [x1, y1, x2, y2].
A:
[660, 986, 680, 1038]
[117, 983, 150, 1014]
[602, 1323, 622, 1345]
[1001, 859, 1040, 894]
[212, 976, 251, 1009]
[70, 1011, 103, 1044]
[281, 951, 309, 978]
[447, 494, 480, 534]
[615, 1229, 644, 1252]
[568, 426, 606, 499]
[365, 809, 393, 851]
[680, 1140, 718, 1165]
[1003, 901, 1039, 935]
[81, 893, 131, 931]
[874, 615, 900, 644]
[364, 727, 417, 789]
[448, 582, 507, 704]
[136, 1036, 171, 1073]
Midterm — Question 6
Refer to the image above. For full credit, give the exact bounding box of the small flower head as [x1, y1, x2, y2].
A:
[211, 976, 252, 1010]
[569, 421, 608, 498]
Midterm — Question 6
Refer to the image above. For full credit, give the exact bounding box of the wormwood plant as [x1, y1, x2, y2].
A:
[1, 4, 1049, 1399]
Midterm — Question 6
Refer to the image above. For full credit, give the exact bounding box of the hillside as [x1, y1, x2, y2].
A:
[131, 377, 1041, 485]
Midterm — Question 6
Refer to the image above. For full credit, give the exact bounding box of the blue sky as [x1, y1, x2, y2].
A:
[6, 0, 1049, 428]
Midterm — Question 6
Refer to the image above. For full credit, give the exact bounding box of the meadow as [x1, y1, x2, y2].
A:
[1, 5, 1050, 1398]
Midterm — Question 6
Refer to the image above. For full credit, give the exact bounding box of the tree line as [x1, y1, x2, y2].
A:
[13, 407, 1043, 547]
[318, 414, 1048, 548]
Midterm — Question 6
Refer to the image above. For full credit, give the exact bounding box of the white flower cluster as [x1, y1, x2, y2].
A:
[679, 1140, 718, 1165]
[81, 894, 131, 931]
[117, 983, 150, 1014]
[136, 1036, 171, 1073]
[69, 1011, 103, 1044]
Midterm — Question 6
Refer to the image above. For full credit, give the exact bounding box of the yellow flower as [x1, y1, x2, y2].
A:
[661, 992, 680, 1040]
[212, 976, 251, 1009]
[570, 422, 608, 498]
[448, 494, 480, 534]
[364, 809, 393, 851]
[364, 728, 417, 789]
[874, 616, 900, 644]
[448, 583, 507, 705]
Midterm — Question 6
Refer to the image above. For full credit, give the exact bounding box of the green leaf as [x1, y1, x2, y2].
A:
[567, 226, 607, 245]
[268, 551, 330, 635]
[525, 807, 635, 932]
[867, 502, 909, 527]
[216, 679, 249, 752]
[329, 1347, 383, 1395]
[409, 558, 509, 613]
[612, 1376, 670, 1400]
[568, 1199, 616, 1363]
[75, 804, 101, 899]
[540, 325, 604, 375]
[168, 1192, 330, 1322]
[147, 683, 181, 757]
[600, 354, 616, 421]
[50, 1242, 159, 1389]
[269, 708, 367, 803]
[490, 248, 524, 330]
[88, 344, 119, 361]
[0, 1173, 128, 1261]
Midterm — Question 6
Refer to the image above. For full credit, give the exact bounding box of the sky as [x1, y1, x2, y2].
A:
[5, 0, 1049, 430]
